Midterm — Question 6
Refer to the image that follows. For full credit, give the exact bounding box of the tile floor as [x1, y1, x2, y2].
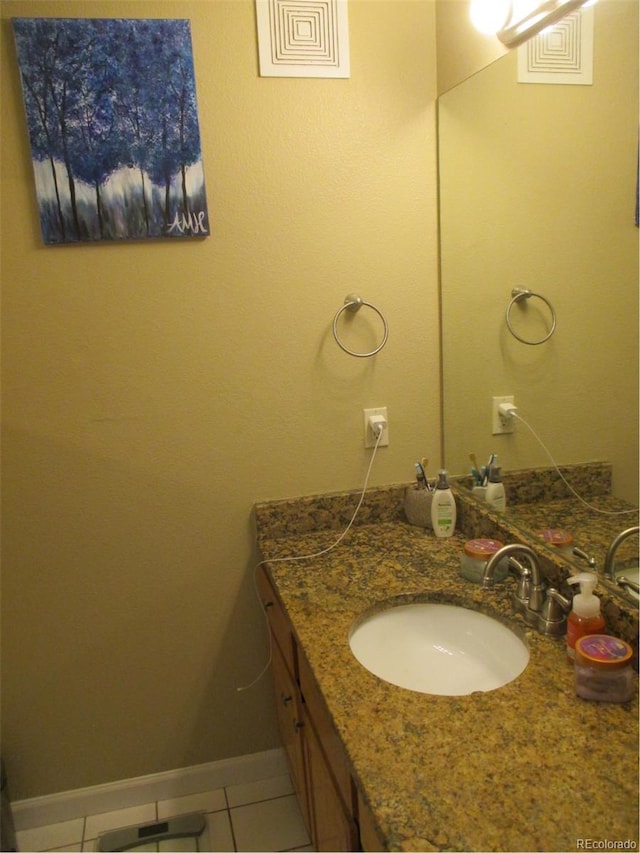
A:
[15, 774, 313, 853]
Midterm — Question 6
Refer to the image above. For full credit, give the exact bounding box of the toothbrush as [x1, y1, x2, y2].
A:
[468, 453, 482, 485]
[421, 458, 433, 490]
[482, 453, 496, 486]
[415, 462, 427, 489]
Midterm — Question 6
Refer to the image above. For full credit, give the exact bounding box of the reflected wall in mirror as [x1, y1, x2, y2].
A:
[438, 0, 639, 506]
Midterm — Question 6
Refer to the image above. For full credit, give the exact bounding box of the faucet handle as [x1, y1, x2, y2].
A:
[616, 575, 640, 595]
[542, 588, 571, 621]
[573, 547, 597, 571]
[538, 588, 571, 637]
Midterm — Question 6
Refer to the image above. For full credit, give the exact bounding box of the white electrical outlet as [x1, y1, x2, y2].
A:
[363, 407, 389, 447]
[492, 396, 515, 435]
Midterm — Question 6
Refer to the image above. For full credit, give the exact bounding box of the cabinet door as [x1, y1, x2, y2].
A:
[299, 649, 355, 815]
[304, 708, 358, 853]
[270, 634, 311, 832]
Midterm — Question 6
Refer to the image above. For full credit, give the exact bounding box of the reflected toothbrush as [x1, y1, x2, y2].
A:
[469, 453, 482, 485]
[482, 453, 496, 486]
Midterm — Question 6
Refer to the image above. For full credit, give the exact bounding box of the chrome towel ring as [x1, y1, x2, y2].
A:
[332, 294, 389, 357]
[506, 287, 557, 345]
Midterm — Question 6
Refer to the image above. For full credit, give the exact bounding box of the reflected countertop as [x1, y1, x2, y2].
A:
[453, 461, 640, 616]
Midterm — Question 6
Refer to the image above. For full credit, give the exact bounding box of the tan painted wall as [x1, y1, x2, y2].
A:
[3, 0, 637, 803]
[1, 0, 440, 798]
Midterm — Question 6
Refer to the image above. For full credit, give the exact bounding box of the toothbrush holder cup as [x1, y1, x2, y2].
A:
[404, 486, 433, 530]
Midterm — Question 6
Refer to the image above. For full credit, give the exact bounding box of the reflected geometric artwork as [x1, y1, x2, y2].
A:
[517, 6, 594, 85]
[256, 0, 350, 78]
[12, 18, 209, 244]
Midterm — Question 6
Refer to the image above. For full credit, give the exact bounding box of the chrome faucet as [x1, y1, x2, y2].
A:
[603, 526, 639, 581]
[483, 543, 545, 609]
[482, 543, 570, 636]
[603, 526, 639, 598]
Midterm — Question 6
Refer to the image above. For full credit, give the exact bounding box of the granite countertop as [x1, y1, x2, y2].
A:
[255, 484, 639, 853]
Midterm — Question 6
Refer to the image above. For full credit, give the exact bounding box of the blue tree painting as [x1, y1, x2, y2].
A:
[12, 18, 210, 244]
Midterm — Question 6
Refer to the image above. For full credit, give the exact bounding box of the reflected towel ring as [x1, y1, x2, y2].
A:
[505, 287, 557, 345]
[332, 294, 389, 357]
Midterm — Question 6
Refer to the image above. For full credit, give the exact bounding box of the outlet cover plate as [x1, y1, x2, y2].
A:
[363, 407, 389, 447]
[492, 396, 515, 435]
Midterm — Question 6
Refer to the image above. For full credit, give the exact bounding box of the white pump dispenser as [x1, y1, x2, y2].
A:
[567, 573, 600, 618]
[430, 470, 457, 538]
[484, 465, 506, 512]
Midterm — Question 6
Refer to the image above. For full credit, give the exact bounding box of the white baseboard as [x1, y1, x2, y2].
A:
[12, 748, 287, 831]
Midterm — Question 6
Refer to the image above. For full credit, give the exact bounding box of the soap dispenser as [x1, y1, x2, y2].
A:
[566, 573, 605, 662]
[430, 470, 456, 538]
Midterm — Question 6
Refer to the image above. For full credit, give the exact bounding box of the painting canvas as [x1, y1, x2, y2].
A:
[12, 18, 210, 244]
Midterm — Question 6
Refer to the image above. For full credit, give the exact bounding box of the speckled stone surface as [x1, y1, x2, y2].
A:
[485, 494, 637, 575]
[255, 477, 639, 853]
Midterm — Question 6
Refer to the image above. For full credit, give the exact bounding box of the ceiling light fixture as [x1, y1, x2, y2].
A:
[470, 0, 596, 48]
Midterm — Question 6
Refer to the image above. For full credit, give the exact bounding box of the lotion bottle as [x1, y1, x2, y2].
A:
[566, 573, 605, 662]
[430, 470, 456, 538]
[484, 465, 506, 512]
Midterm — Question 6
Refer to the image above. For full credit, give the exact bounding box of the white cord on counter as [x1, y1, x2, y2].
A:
[237, 428, 386, 692]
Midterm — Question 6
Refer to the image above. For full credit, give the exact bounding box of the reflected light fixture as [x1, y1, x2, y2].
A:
[469, 0, 596, 47]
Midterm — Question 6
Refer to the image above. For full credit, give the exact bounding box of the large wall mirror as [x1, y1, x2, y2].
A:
[439, 0, 638, 506]
[438, 0, 639, 594]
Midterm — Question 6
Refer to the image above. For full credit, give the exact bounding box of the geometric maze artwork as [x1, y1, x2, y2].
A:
[517, 5, 594, 85]
[256, 0, 350, 78]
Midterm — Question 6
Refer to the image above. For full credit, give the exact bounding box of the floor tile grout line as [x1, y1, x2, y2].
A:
[154, 798, 159, 853]
[228, 791, 299, 811]
[222, 786, 239, 852]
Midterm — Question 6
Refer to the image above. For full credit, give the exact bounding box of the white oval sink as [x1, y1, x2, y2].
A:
[349, 602, 529, 696]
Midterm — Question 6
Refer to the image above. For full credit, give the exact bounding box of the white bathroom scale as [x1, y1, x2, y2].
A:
[97, 812, 206, 851]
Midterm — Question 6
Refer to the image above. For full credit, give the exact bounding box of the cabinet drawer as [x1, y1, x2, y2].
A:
[270, 635, 311, 832]
[299, 647, 354, 815]
[256, 565, 296, 678]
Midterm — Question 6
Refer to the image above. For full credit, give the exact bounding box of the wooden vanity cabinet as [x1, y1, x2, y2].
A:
[257, 565, 361, 852]
[357, 791, 386, 852]
[303, 703, 358, 851]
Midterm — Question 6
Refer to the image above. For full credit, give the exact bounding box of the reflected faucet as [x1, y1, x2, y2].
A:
[603, 526, 639, 581]
[603, 526, 639, 599]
